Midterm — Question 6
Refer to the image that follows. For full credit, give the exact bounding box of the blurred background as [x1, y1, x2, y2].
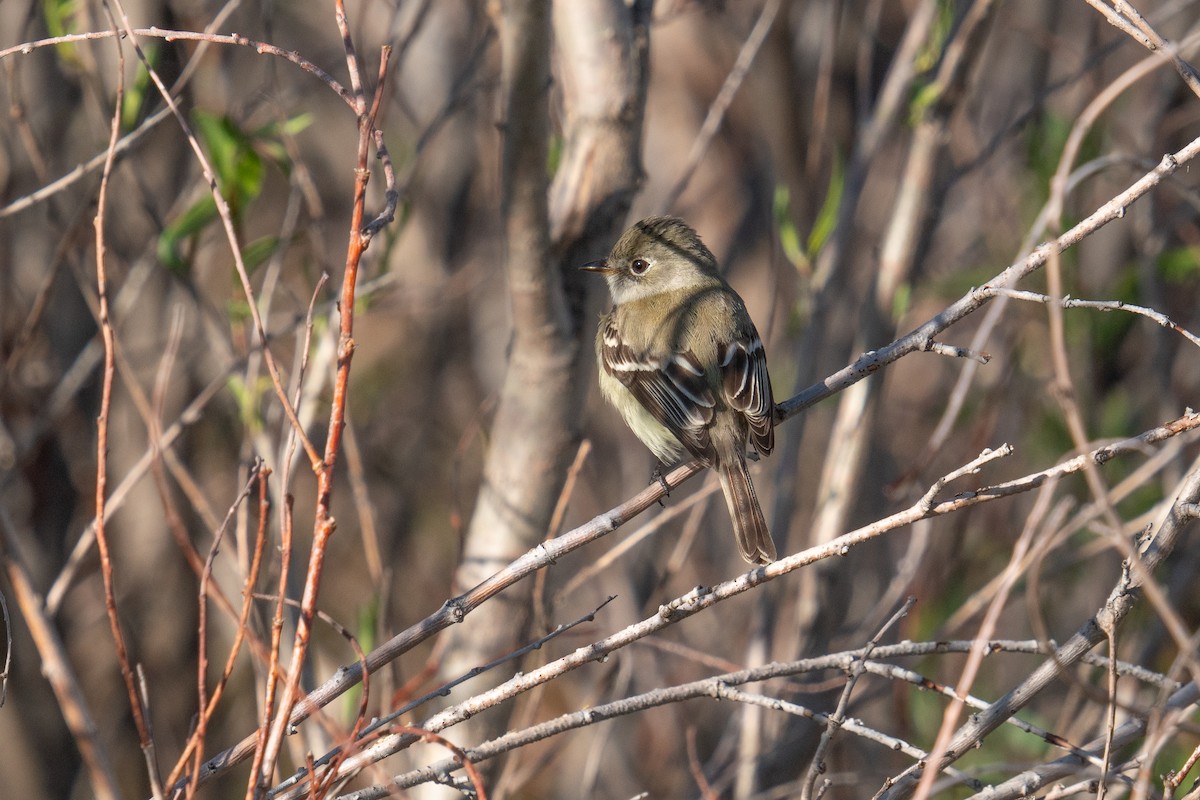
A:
[2, 1, 1200, 798]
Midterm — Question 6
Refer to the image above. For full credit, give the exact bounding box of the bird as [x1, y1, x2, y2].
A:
[583, 216, 777, 564]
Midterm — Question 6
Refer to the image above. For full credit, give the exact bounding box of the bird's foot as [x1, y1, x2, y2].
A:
[651, 463, 672, 506]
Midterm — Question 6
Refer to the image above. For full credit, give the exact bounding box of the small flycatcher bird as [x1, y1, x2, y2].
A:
[583, 216, 776, 564]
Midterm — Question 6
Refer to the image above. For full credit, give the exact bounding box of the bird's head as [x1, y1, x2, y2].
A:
[582, 216, 720, 304]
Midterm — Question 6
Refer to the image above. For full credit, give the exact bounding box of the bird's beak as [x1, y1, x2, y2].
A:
[580, 259, 612, 274]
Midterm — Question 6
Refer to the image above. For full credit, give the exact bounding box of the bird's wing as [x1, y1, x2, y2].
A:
[599, 317, 715, 459]
[718, 331, 774, 456]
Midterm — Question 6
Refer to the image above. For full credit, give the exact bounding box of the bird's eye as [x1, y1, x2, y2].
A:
[630, 258, 650, 275]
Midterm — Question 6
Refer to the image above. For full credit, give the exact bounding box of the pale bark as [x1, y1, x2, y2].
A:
[428, 0, 651, 786]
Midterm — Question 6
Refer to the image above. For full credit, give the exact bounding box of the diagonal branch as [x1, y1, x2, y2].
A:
[182, 124, 1200, 799]
[876, 462, 1200, 799]
[284, 415, 1199, 794]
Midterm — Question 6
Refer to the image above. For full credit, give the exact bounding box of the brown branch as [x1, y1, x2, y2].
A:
[184, 465, 265, 798]
[968, 682, 1200, 800]
[0, 26, 353, 221]
[310, 415, 1200, 791]
[0, 27, 353, 109]
[90, 5, 161, 794]
[253, 24, 392, 790]
[657, 0, 782, 213]
[102, 16, 325, 476]
[244, 489, 292, 800]
[0, 509, 120, 800]
[0, 589, 7, 705]
[350, 637, 1154, 796]
[1085, 0, 1200, 99]
[177, 71, 1200, 798]
[265, 599, 614, 798]
[166, 464, 273, 789]
[877, 460, 1200, 798]
[778, 132, 1200, 420]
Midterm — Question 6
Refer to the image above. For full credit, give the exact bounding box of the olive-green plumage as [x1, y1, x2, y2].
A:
[584, 216, 776, 564]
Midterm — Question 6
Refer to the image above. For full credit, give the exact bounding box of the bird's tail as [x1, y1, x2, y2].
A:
[717, 455, 776, 565]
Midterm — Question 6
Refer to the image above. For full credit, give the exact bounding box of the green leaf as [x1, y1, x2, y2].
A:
[807, 153, 844, 259]
[1158, 246, 1200, 283]
[913, 0, 955, 73]
[909, 81, 941, 124]
[119, 44, 158, 131]
[241, 236, 281, 274]
[891, 281, 912, 322]
[254, 112, 314, 139]
[225, 374, 263, 434]
[193, 111, 265, 207]
[43, 0, 83, 66]
[157, 196, 218, 275]
[280, 112, 314, 137]
[159, 111, 303, 276]
[357, 601, 379, 655]
[1026, 113, 1103, 198]
[773, 185, 806, 271]
[253, 113, 314, 173]
[547, 134, 564, 178]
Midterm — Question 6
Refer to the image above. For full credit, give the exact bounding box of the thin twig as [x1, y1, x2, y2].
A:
[1165, 741, 1200, 797]
[184, 409, 1200, 793]
[877, 462, 1200, 799]
[254, 34, 393, 792]
[90, 4, 161, 794]
[779, 133, 1200, 421]
[187, 465, 264, 797]
[1095, 622, 1120, 800]
[912, 470, 1057, 800]
[533, 438, 592, 630]
[166, 463, 274, 789]
[265, 598, 616, 798]
[299, 417, 1200, 793]
[989, 288, 1200, 349]
[0, 589, 8, 705]
[1085, 0, 1200, 98]
[0, 509, 120, 800]
[802, 597, 917, 800]
[658, 0, 782, 212]
[0, 26, 353, 221]
[686, 726, 720, 800]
